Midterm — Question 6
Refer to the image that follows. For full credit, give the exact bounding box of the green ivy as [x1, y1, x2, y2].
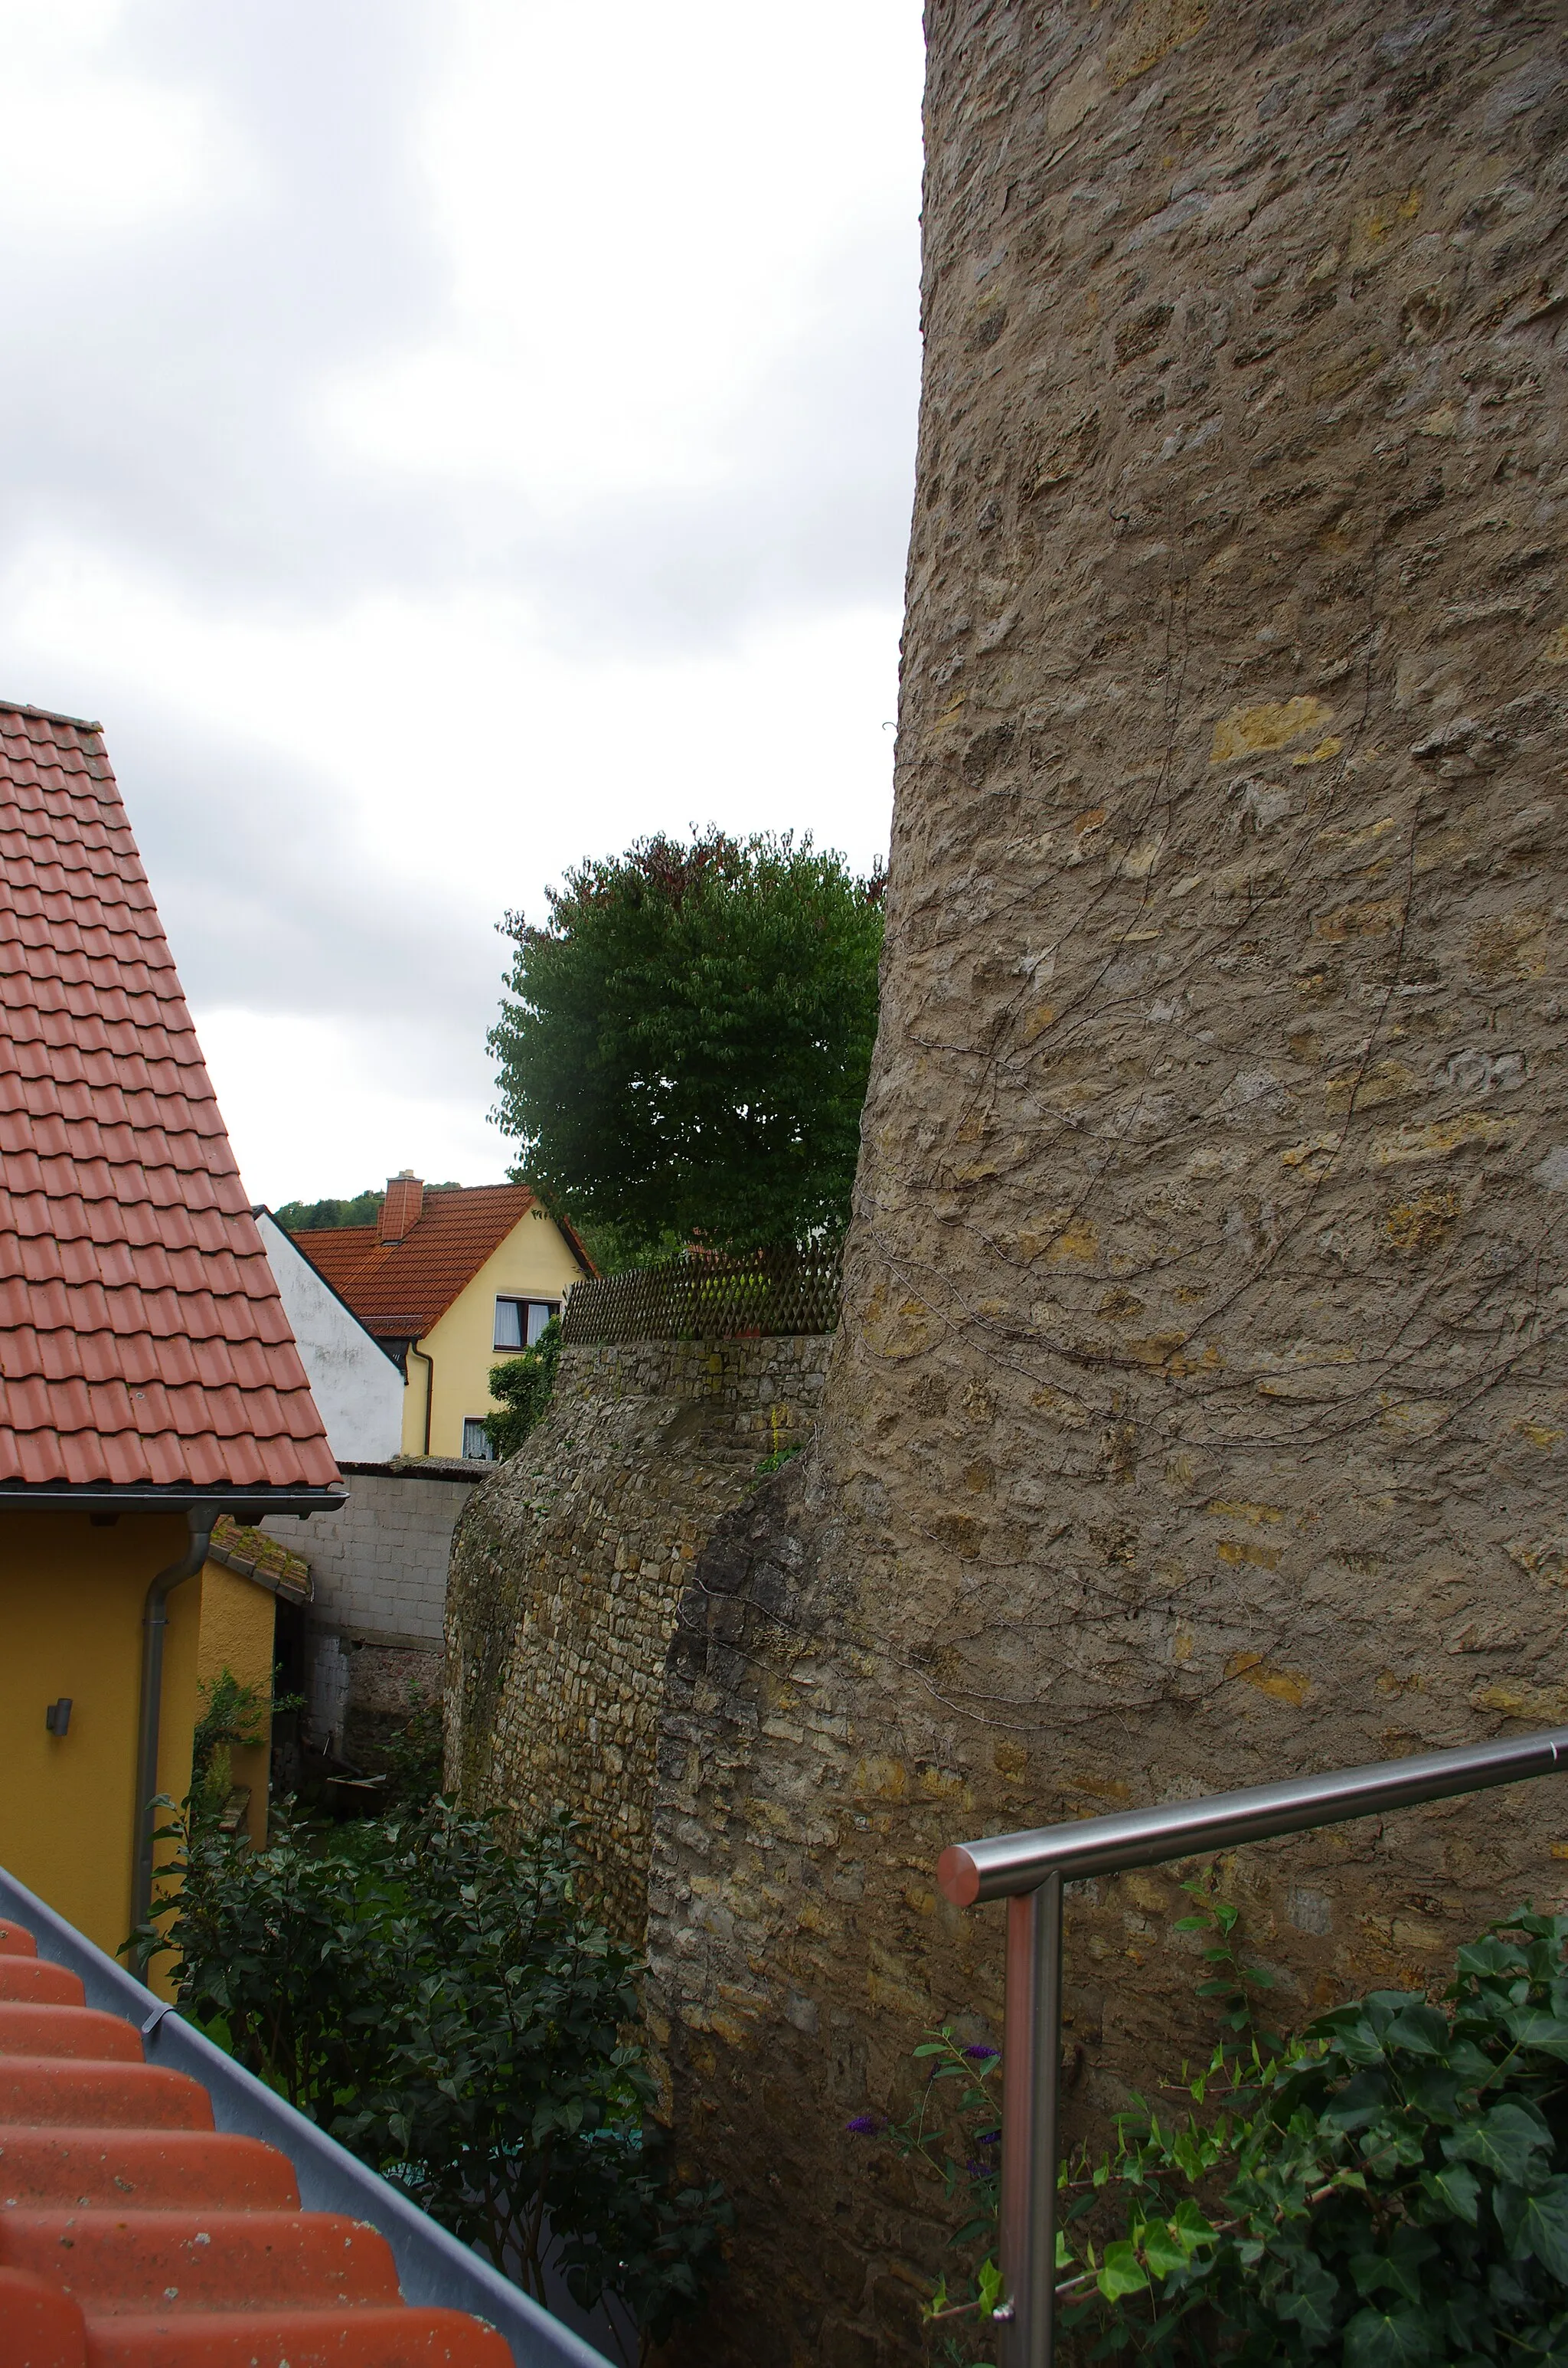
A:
[485, 1315, 562, 1460]
[1076, 1906, 1568, 2363]
[858, 1900, 1568, 2366]
[848, 2027, 1003, 2366]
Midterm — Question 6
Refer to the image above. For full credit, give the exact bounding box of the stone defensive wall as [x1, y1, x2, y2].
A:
[639, 7, 1568, 2363]
[444, 1332, 831, 1939]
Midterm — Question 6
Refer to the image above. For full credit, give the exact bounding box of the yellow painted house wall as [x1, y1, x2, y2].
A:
[158, 1559, 278, 1853]
[400, 1207, 586, 1460]
[0, 1513, 278, 1964]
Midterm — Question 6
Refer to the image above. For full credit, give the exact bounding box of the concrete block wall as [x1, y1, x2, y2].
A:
[270, 1467, 482, 1648]
[265, 1464, 484, 1756]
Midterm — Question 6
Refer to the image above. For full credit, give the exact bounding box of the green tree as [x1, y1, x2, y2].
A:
[275, 1189, 384, 1231]
[275, 1186, 462, 1233]
[489, 829, 884, 1256]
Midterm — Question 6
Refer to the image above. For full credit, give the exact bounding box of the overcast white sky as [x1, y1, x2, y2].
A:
[2, 0, 923, 1203]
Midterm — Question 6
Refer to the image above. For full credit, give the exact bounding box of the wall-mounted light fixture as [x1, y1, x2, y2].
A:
[44, 1699, 72, 1736]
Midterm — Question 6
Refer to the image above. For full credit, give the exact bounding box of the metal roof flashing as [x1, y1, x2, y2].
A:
[0, 1486, 347, 1517]
[0, 695, 103, 731]
[0, 1863, 609, 2368]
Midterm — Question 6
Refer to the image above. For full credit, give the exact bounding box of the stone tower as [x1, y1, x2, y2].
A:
[647, 3, 1568, 2361]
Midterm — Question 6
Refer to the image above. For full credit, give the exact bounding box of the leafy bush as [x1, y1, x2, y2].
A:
[189, 1665, 302, 1826]
[485, 1315, 561, 1460]
[851, 2028, 1004, 2363]
[858, 1898, 1568, 2366]
[142, 1800, 728, 2357]
[1082, 1906, 1568, 2364]
[377, 1687, 444, 1810]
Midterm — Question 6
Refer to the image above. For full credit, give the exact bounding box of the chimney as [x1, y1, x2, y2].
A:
[378, 1170, 424, 1245]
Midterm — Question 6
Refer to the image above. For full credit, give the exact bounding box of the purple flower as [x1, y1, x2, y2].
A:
[845, 2114, 882, 2136]
[977, 2129, 1001, 2145]
[964, 2043, 999, 2060]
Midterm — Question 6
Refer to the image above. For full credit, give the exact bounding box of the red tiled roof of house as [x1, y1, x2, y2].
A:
[0, 1914, 509, 2366]
[0, 701, 340, 1494]
[292, 1184, 584, 1341]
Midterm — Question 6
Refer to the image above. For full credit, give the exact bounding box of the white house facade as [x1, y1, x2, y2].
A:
[254, 1209, 404, 1464]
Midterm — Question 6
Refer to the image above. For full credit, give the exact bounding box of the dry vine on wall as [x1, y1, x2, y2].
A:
[646, 6, 1568, 2365]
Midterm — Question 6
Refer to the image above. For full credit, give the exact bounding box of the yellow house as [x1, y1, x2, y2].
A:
[0, 697, 343, 1969]
[2, 1515, 296, 1953]
[292, 1174, 593, 1459]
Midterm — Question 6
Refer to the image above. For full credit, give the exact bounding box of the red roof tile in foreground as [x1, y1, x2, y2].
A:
[0, 1917, 509, 2368]
[0, 701, 339, 1493]
[295, 1183, 583, 1342]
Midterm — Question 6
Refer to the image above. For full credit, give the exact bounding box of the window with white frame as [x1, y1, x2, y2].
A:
[493, 1297, 558, 1350]
[462, 1418, 494, 1460]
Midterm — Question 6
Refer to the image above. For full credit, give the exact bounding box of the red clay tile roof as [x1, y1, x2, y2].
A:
[0, 1915, 508, 2366]
[207, 1513, 312, 1605]
[0, 701, 340, 1495]
[293, 1184, 582, 1341]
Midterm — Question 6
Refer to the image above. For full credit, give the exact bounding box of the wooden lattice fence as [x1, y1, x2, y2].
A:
[560, 1245, 841, 1345]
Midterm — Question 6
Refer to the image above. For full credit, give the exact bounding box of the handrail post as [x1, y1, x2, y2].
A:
[1001, 1871, 1063, 2368]
[942, 1734, 1568, 2362]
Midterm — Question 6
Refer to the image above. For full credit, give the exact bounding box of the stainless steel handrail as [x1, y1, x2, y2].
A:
[936, 1726, 1568, 2368]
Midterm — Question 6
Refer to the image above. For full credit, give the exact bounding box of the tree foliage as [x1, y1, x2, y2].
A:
[486, 1314, 561, 1461]
[275, 1189, 385, 1231]
[489, 829, 884, 1256]
[139, 1801, 728, 2358]
[275, 1186, 461, 1233]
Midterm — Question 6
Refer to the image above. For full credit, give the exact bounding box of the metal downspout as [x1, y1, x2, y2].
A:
[131, 1507, 215, 1949]
[408, 1341, 434, 1454]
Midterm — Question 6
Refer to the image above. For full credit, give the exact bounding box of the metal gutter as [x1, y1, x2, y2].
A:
[0, 1863, 611, 2368]
[0, 1484, 347, 1516]
[409, 1339, 436, 1455]
[131, 1509, 215, 1935]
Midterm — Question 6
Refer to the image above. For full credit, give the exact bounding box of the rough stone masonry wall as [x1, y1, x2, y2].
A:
[645, 8, 1568, 2363]
[445, 1335, 831, 1938]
